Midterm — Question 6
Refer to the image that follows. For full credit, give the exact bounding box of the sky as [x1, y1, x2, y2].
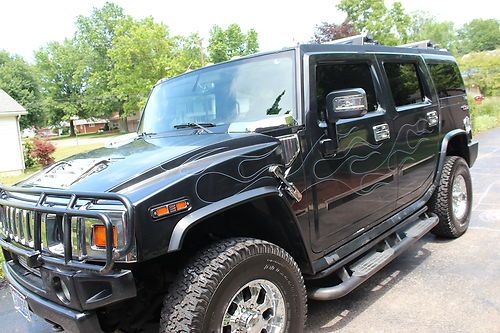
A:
[0, 0, 498, 61]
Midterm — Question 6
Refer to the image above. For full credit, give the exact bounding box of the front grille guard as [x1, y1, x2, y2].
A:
[0, 185, 134, 274]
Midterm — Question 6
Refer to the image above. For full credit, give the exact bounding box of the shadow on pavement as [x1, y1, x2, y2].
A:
[306, 239, 433, 332]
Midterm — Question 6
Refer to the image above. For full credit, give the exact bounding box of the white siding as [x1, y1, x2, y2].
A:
[0, 116, 24, 172]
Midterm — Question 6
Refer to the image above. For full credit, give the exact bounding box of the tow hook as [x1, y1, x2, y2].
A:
[269, 165, 302, 202]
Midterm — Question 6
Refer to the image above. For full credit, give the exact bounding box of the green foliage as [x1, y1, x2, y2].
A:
[457, 19, 500, 54]
[469, 97, 500, 133]
[208, 24, 259, 63]
[458, 49, 500, 96]
[0, 51, 43, 128]
[171, 33, 205, 72]
[108, 17, 174, 115]
[23, 139, 37, 169]
[35, 39, 94, 133]
[74, 2, 128, 116]
[408, 13, 456, 50]
[337, 0, 411, 45]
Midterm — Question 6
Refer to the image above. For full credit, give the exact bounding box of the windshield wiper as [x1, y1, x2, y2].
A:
[173, 122, 215, 133]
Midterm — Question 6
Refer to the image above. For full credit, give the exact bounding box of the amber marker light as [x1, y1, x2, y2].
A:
[92, 225, 117, 248]
[150, 199, 190, 219]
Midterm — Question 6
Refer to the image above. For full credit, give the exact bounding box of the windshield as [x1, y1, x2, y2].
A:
[139, 50, 296, 134]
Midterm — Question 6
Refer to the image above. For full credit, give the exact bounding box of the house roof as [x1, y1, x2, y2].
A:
[0, 89, 28, 116]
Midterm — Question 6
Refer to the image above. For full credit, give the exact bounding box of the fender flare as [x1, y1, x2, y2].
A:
[167, 186, 283, 252]
[435, 129, 477, 184]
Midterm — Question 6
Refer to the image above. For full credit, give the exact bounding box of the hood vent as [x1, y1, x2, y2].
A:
[22, 159, 118, 189]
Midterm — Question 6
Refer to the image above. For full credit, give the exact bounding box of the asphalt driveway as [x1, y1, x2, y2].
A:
[1, 128, 499, 333]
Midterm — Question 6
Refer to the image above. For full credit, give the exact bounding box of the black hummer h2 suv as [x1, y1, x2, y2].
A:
[1, 42, 478, 332]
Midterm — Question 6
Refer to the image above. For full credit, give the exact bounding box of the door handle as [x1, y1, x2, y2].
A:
[426, 111, 439, 127]
[373, 123, 390, 142]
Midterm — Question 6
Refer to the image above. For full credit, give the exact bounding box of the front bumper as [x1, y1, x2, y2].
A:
[4, 261, 101, 332]
[2, 258, 136, 333]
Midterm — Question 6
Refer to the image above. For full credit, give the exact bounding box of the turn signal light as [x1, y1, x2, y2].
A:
[150, 199, 190, 219]
[92, 225, 117, 248]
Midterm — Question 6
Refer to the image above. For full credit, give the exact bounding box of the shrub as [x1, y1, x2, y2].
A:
[23, 139, 37, 168]
[31, 139, 56, 166]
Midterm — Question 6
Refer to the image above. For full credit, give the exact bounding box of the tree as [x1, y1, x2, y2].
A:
[74, 2, 129, 117]
[389, 2, 412, 44]
[408, 14, 456, 50]
[312, 21, 358, 43]
[171, 33, 205, 72]
[457, 19, 500, 54]
[458, 49, 500, 96]
[35, 39, 93, 136]
[337, 0, 411, 45]
[108, 17, 175, 116]
[208, 24, 259, 63]
[0, 51, 43, 128]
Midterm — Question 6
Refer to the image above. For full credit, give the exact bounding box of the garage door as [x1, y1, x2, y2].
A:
[0, 117, 24, 172]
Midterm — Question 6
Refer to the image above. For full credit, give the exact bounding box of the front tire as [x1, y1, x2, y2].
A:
[429, 156, 473, 238]
[160, 238, 307, 333]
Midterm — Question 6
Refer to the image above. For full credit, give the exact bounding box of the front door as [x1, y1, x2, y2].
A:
[305, 54, 398, 253]
[377, 55, 440, 207]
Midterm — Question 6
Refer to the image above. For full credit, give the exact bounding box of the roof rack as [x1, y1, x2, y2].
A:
[398, 40, 436, 49]
[324, 34, 379, 46]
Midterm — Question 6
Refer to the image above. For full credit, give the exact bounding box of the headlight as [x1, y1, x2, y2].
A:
[72, 204, 136, 262]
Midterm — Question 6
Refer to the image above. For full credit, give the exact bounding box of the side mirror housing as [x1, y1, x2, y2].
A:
[326, 88, 368, 122]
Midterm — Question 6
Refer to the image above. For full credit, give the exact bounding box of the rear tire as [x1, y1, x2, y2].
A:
[429, 156, 472, 238]
[160, 237, 307, 333]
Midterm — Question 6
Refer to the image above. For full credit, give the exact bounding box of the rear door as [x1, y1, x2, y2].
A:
[307, 53, 398, 253]
[377, 54, 440, 207]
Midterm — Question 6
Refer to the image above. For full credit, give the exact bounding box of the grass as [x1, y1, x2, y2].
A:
[52, 143, 104, 161]
[470, 97, 500, 134]
[49, 131, 124, 141]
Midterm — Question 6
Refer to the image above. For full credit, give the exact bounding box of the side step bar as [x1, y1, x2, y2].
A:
[308, 213, 438, 301]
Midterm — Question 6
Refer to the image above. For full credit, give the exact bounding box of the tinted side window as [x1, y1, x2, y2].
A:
[316, 63, 378, 117]
[384, 63, 424, 107]
[428, 63, 466, 98]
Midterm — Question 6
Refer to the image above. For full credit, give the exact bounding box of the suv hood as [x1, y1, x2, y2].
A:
[18, 133, 281, 193]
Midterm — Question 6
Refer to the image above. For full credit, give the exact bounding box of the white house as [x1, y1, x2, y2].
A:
[0, 89, 28, 173]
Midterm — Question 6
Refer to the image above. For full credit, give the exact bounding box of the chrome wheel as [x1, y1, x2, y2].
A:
[222, 279, 286, 333]
[452, 174, 468, 221]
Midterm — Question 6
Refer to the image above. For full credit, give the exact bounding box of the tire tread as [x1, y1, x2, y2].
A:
[160, 237, 307, 333]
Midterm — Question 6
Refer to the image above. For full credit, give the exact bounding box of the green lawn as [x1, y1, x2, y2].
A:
[49, 131, 124, 141]
[52, 143, 104, 161]
[470, 97, 500, 134]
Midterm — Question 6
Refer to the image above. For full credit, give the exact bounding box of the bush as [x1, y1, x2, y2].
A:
[31, 139, 56, 166]
[23, 139, 37, 168]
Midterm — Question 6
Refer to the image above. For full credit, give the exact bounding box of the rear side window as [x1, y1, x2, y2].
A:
[316, 63, 378, 115]
[427, 63, 466, 98]
[384, 63, 424, 107]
